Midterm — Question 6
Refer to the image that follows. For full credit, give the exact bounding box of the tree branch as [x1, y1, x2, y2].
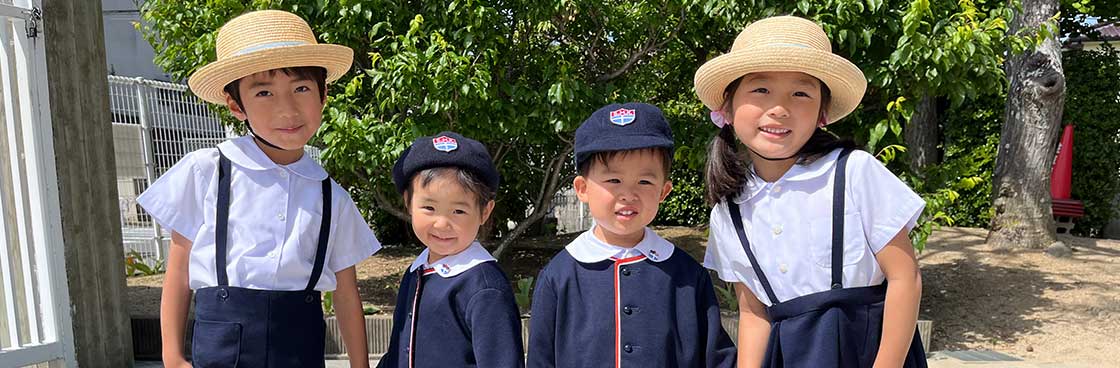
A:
[593, 6, 686, 83]
[356, 170, 410, 222]
[492, 142, 575, 259]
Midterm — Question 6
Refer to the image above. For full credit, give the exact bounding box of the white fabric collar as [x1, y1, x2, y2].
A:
[566, 227, 674, 264]
[734, 148, 843, 204]
[408, 242, 496, 278]
[218, 135, 328, 180]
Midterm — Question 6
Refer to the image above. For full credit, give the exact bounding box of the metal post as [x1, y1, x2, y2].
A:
[133, 79, 163, 261]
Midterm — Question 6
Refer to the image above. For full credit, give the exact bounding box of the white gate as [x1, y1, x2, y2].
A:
[0, 0, 77, 367]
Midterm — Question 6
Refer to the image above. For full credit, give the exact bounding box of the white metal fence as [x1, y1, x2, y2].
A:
[108, 75, 321, 263]
[0, 0, 78, 366]
[108, 75, 230, 263]
[552, 187, 592, 234]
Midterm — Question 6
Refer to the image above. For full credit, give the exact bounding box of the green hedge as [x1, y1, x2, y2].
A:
[1064, 43, 1120, 237]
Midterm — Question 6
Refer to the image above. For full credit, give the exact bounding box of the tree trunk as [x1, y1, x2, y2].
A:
[988, 0, 1065, 249]
[906, 94, 941, 173]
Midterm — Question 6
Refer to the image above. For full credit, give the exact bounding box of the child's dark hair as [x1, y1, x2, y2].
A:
[704, 77, 857, 205]
[223, 66, 328, 109]
[404, 167, 497, 212]
[577, 147, 673, 178]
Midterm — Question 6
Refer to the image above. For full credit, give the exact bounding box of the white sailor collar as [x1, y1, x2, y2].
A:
[566, 227, 675, 264]
[217, 135, 328, 181]
[734, 148, 843, 204]
[408, 242, 496, 278]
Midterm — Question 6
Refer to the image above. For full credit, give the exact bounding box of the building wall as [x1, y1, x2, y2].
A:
[103, 0, 170, 81]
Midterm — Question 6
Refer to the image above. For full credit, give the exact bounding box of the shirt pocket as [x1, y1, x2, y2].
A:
[806, 212, 870, 268]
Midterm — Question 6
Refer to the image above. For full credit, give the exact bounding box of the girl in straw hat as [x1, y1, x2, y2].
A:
[694, 16, 927, 368]
[137, 10, 378, 368]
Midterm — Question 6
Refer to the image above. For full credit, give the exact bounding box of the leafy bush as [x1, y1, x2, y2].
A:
[655, 167, 710, 227]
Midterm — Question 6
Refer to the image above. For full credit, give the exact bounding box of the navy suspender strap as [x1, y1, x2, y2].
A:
[831, 147, 854, 289]
[726, 197, 781, 305]
[214, 149, 333, 290]
[305, 178, 332, 291]
[216, 152, 232, 287]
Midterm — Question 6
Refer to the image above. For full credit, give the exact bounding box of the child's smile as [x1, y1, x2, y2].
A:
[226, 70, 325, 164]
[407, 174, 494, 264]
[730, 71, 823, 162]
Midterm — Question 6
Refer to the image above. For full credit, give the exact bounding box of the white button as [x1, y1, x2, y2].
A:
[268, 251, 277, 258]
[277, 213, 285, 221]
[278, 170, 288, 178]
[772, 226, 782, 235]
[779, 264, 788, 273]
[772, 185, 782, 193]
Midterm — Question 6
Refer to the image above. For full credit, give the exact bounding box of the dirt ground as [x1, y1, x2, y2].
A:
[918, 227, 1120, 366]
[126, 226, 1120, 365]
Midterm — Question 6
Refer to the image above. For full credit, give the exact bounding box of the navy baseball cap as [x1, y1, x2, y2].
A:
[575, 102, 675, 168]
[391, 131, 500, 194]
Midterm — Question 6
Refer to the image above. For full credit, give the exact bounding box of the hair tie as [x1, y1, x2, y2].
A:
[710, 110, 728, 128]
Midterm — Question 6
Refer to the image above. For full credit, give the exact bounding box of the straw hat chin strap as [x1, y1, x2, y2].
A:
[244, 120, 298, 152]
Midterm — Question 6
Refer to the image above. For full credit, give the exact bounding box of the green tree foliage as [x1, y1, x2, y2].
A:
[139, 0, 1044, 254]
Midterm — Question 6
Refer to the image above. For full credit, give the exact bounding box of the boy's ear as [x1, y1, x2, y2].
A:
[225, 93, 248, 121]
[573, 176, 590, 203]
[659, 180, 673, 202]
[481, 200, 496, 223]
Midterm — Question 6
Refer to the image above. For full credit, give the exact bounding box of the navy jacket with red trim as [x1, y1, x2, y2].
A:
[378, 261, 525, 368]
[526, 249, 737, 367]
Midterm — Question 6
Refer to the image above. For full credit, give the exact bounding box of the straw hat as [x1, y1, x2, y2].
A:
[188, 10, 354, 105]
[693, 16, 867, 125]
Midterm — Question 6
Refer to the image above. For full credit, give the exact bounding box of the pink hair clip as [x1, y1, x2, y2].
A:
[709, 111, 728, 128]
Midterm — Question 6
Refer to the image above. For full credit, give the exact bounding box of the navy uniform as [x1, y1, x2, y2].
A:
[528, 229, 737, 367]
[705, 148, 928, 367]
[378, 243, 524, 368]
[378, 131, 524, 368]
[137, 137, 381, 367]
[527, 103, 737, 368]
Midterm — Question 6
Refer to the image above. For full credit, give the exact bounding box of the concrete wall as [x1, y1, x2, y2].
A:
[44, 0, 134, 365]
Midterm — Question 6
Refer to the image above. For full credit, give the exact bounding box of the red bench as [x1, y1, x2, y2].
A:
[1052, 198, 1084, 234]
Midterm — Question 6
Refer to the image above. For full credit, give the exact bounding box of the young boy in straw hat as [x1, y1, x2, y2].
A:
[695, 16, 928, 367]
[137, 10, 378, 368]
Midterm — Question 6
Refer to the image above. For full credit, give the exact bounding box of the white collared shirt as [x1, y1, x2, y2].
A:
[137, 136, 381, 291]
[704, 148, 925, 306]
[566, 227, 675, 263]
[408, 242, 496, 278]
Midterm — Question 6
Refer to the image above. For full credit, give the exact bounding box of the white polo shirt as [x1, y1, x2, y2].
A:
[137, 136, 381, 291]
[703, 148, 924, 306]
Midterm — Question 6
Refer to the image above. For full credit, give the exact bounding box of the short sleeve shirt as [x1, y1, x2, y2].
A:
[703, 148, 924, 306]
[136, 136, 381, 291]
